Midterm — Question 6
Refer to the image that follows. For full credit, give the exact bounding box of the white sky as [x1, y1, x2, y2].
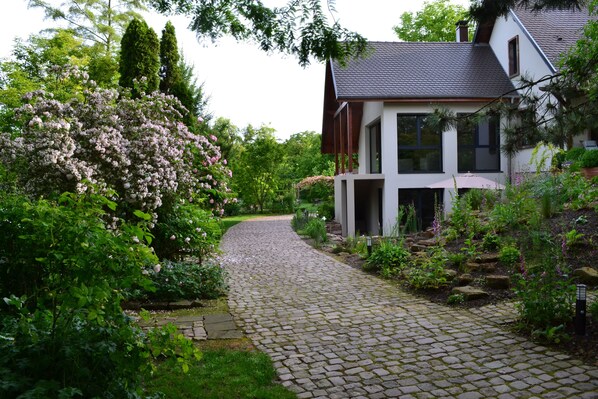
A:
[0, 0, 470, 140]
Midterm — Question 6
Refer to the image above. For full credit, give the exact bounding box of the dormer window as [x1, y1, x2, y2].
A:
[508, 36, 520, 77]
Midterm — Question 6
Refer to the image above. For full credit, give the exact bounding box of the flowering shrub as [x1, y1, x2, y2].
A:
[0, 68, 232, 220]
[153, 203, 222, 262]
[296, 175, 334, 202]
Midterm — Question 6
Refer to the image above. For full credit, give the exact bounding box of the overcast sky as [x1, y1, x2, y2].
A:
[1, 0, 470, 140]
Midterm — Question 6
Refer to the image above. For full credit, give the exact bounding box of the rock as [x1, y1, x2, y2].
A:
[476, 253, 499, 263]
[421, 229, 435, 239]
[445, 269, 458, 281]
[480, 262, 497, 273]
[451, 286, 489, 301]
[465, 262, 481, 272]
[418, 239, 437, 247]
[486, 275, 511, 289]
[457, 273, 474, 286]
[573, 267, 598, 285]
[410, 244, 427, 253]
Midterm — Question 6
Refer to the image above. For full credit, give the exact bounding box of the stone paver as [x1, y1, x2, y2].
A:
[221, 216, 598, 398]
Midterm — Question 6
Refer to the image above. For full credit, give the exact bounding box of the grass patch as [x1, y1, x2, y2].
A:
[145, 350, 296, 399]
[220, 214, 264, 234]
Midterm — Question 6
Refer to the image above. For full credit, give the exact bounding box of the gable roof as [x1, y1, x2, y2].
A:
[330, 42, 516, 101]
[511, 6, 591, 70]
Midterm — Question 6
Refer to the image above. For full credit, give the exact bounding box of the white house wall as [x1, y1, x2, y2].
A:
[489, 12, 559, 173]
[381, 102, 508, 235]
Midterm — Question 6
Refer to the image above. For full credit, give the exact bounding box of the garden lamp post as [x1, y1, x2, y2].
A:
[366, 236, 372, 257]
[575, 284, 587, 336]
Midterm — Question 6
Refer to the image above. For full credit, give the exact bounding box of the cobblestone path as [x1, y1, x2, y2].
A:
[221, 215, 598, 399]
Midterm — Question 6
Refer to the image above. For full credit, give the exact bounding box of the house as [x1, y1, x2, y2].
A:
[321, 6, 592, 237]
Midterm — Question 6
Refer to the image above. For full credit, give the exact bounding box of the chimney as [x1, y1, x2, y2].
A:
[456, 20, 469, 42]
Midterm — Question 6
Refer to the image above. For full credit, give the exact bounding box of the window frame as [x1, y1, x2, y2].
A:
[368, 119, 382, 174]
[457, 114, 501, 173]
[397, 114, 443, 174]
[508, 35, 520, 77]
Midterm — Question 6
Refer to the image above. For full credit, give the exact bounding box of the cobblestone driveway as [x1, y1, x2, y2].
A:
[221, 215, 598, 399]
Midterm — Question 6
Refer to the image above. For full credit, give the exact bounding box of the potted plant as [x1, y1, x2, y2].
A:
[579, 149, 598, 179]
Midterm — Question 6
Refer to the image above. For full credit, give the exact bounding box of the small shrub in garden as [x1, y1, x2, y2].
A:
[482, 232, 500, 251]
[0, 191, 196, 398]
[141, 260, 228, 302]
[304, 217, 328, 246]
[515, 259, 575, 338]
[406, 248, 449, 290]
[364, 240, 410, 276]
[499, 245, 521, 266]
[317, 201, 335, 220]
[447, 293, 465, 305]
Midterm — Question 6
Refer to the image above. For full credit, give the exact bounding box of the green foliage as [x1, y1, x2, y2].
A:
[580, 149, 598, 168]
[499, 245, 521, 266]
[136, 260, 228, 302]
[297, 175, 334, 202]
[395, 204, 419, 236]
[460, 233, 480, 259]
[233, 125, 284, 212]
[119, 18, 160, 96]
[145, 350, 297, 399]
[29, 0, 146, 56]
[447, 293, 465, 305]
[590, 300, 598, 321]
[482, 232, 500, 251]
[0, 191, 160, 397]
[364, 240, 410, 277]
[406, 248, 449, 290]
[150, 0, 368, 66]
[282, 131, 335, 181]
[564, 229, 584, 248]
[160, 21, 182, 94]
[304, 218, 328, 246]
[153, 203, 222, 263]
[515, 260, 575, 336]
[291, 209, 310, 231]
[317, 201, 335, 221]
[394, 0, 470, 42]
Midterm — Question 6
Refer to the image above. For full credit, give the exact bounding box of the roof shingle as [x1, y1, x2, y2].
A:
[512, 6, 591, 68]
[331, 42, 516, 100]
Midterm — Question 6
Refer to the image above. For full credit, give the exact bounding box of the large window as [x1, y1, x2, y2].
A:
[397, 115, 442, 173]
[457, 115, 500, 172]
[368, 120, 382, 174]
[508, 36, 519, 77]
[398, 188, 444, 230]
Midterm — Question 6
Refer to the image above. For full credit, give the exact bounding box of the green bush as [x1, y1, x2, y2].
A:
[515, 261, 575, 336]
[317, 201, 335, 220]
[406, 248, 449, 290]
[482, 232, 500, 251]
[304, 217, 327, 245]
[0, 191, 163, 398]
[579, 148, 598, 168]
[499, 245, 521, 266]
[134, 260, 228, 302]
[153, 203, 222, 263]
[364, 240, 410, 276]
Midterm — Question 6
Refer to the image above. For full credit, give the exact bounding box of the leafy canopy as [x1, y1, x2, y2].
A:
[394, 0, 470, 42]
[148, 0, 368, 66]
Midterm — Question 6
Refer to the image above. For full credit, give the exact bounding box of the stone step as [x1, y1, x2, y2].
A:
[451, 285, 489, 301]
[485, 275, 511, 289]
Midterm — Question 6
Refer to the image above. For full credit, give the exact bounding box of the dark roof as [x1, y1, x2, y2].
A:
[512, 6, 591, 68]
[331, 42, 516, 100]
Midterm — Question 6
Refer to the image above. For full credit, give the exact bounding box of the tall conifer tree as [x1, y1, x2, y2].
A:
[159, 21, 181, 94]
[119, 18, 160, 96]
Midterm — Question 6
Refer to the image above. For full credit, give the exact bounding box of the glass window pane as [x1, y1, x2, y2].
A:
[475, 148, 499, 170]
[397, 116, 417, 146]
[420, 116, 440, 145]
[458, 148, 474, 172]
[478, 120, 490, 146]
[399, 149, 441, 172]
